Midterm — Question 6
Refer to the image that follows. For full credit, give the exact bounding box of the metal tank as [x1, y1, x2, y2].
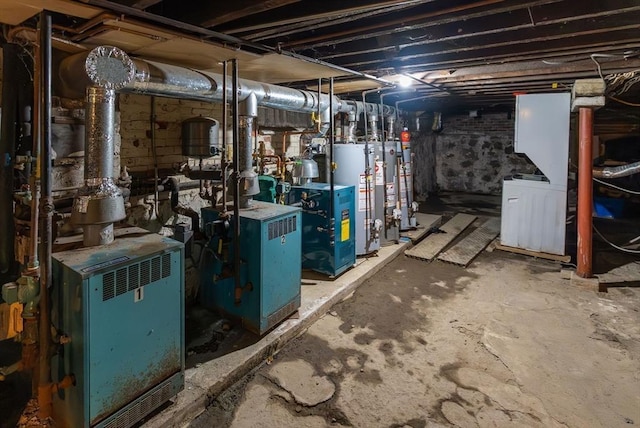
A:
[181, 116, 220, 157]
[374, 140, 400, 244]
[333, 143, 380, 255]
[398, 129, 417, 230]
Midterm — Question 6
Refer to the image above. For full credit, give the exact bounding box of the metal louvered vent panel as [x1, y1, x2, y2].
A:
[140, 260, 151, 286]
[266, 299, 297, 331]
[128, 264, 139, 291]
[268, 215, 297, 240]
[115, 268, 128, 296]
[103, 271, 115, 301]
[102, 379, 173, 428]
[151, 257, 161, 282]
[101, 255, 169, 302]
[161, 253, 171, 278]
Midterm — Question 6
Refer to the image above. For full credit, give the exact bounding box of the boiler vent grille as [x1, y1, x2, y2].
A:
[102, 254, 172, 302]
[268, 215, 297, 240]
[266, 298, 298, 331]
[102, 378, 174, 428]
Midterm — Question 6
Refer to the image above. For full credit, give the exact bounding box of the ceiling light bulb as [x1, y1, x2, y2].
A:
[398, 75, 413, 88]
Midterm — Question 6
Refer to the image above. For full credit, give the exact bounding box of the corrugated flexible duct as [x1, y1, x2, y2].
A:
[593, 161, 640, 179]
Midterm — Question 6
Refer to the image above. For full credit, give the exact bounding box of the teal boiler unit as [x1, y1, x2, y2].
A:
[199, 201, 302, 335]
[288, 183, 356, 277]
[51, 231, 184, 428]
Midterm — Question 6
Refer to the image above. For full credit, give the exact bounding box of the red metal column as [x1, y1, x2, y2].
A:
[577, 107, 594, 278]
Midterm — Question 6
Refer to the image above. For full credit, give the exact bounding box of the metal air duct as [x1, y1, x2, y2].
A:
[593, 161, 640, 179]
[346, 111, 358, 143]
[59, 47, 396, 118]
[239, 92, 260, 207]
[70, 47, 131, 246]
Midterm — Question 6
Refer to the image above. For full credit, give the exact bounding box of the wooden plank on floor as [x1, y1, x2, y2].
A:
[401, 213, 442, 243]
[404, 213, 476, 261]
[437, 217, 501, 267]
[495, 243, 571, 263]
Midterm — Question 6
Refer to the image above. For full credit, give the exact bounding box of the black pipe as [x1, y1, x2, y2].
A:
[0, 43, 20, 275]
[38, 11, 53, 418]
[232, 59, 242, 305]
[379, 97, 387, 240]
[162, 177, 201, 236]
[329, 77, 335, 247]
[221, 60, 228, 210]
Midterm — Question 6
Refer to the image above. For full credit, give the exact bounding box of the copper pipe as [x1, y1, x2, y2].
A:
[577, 107, 594, 278]
[259, 155, 282, 176]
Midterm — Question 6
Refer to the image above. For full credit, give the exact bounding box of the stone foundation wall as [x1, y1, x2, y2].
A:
[412, 112, 536, 196]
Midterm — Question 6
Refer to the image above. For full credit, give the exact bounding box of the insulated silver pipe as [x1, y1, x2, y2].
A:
[346, 111, 358, 143]
[368, 114, 379, 142]
[71, 86, 126, 246]
[387, 116, 396, 140]
[69, 47, 132, 246]
[59, 47, 396, 117]
[238, 92, 259, 206]
[593, 161, 640, 179]
[85, 87, 115, 183]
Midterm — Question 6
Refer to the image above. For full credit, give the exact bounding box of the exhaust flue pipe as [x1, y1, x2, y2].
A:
[238, 92, 260, 207]
[593, 161, 640, 179]
[70, 47, 131, 246]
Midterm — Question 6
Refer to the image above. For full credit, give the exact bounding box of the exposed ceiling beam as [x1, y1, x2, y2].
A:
[319, 5, 640, 61]
[224, 0, 432, 35]
[281, 0, 544, 49]
[129, 0, 162, 9]
[248, 2, 426, 42]
[425, 58, 640, 84]
[200, 0, 302, 28]
[341, 26, 639, 69]
[377, 41, 640, 75]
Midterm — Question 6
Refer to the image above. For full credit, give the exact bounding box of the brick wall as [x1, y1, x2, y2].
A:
[413, 112, 536, 195]
[118, 94, 225, 172]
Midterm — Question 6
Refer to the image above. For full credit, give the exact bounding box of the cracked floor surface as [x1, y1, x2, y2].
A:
[190, 251, 640, 428]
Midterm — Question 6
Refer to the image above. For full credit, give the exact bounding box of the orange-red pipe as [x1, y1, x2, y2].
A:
[577, 107, 594, 278]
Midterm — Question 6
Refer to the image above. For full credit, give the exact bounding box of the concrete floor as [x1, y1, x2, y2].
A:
[4, 193, 639, 428]
[186, 190, 640, 428]
[190, 250, 640, 428]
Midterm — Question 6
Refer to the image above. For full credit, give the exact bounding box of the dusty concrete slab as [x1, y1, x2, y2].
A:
[267, 359, 335, 406]
[144, 241, 409, 427]
[192, 251, 640, 428]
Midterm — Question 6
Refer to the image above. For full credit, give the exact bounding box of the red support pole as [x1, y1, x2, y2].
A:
[577, 107, 594, 278]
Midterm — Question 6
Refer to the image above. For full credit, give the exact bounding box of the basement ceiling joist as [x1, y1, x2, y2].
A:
[0, 0, 638, 112]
